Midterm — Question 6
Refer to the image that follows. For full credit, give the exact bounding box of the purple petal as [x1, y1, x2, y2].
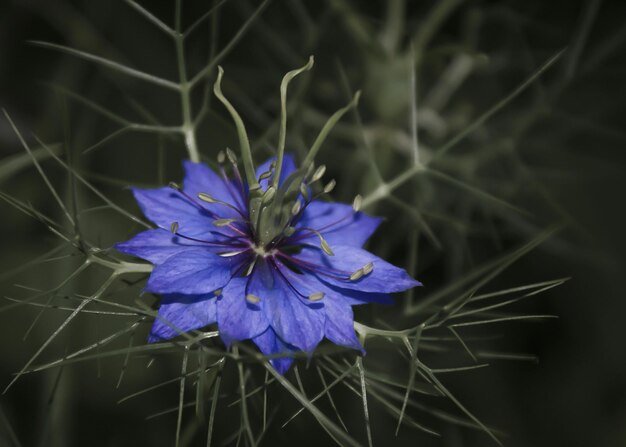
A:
[255, 154, 297, 191]
[322, 296, 363, 351]
[275, 266, 363, 351]
[294, 245, 421, 294]
[149, 293, 217, 342]
[297, 201, 381, 247]
[248, 263, 325, 352]
[338, 289, 395, 306]
[145, 248, 238, 295]
[217, 277, 270, 345]
[114, 229, 203, 264]
[132, 187, 213, 237]
[252, 327, 295, 374]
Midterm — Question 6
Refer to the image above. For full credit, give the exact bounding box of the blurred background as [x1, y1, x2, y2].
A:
[0, 0, 625, 446]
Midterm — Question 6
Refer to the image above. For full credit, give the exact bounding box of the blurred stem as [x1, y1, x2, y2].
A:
[175, 0, 200, 163]
[413, 0, 464, 67]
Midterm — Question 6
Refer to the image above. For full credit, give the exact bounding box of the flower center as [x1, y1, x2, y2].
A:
[252, 243, 275, 258]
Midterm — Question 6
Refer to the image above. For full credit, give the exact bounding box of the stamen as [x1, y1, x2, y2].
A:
[262, 186, 276, 204]
[349, 263, 373, 281]
[218, 249, 248, 257]
[168, 228, 248, 248]
[299, 183, 310, 200]
[362, 262, 374, 275]
[226, 147, 238, 165]
[168, 182, 182, 191]
[258, 171, 272, 181]
[275, 252, 351, 281]
[170, 221, 179, 234]
[283, 226, 296, 237]
[217, 150, 226, 164]
[213, 218, 239, 227]
[308, 292, 325, 301]
[352, 194, 363, 212]
[318, 234, 334, 256]
[323, 179, 336, 193]
[269, 258, 313, 300]
[246, 294, 261, 304]
[197, 192, 217, 203]
[198, 191, 249, 220]
[244, 256, 257, 276]
[349, 269, 364, 281]
[311, 165, 326, 182]
[291, 200, 301, 216]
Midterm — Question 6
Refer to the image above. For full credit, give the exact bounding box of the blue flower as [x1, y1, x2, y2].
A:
[115, 154, 420, 373]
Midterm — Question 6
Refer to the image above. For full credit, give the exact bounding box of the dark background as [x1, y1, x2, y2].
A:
[0, 0, 625, 446]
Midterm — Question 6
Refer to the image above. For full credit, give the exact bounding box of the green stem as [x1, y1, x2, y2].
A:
[301, 91, 361, 171]
[175, 0, 200, 163]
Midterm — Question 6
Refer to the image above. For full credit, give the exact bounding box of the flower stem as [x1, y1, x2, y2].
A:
[175, 0, 200, 163]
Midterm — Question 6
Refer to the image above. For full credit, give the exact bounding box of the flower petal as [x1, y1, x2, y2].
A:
[114, 229, 203, 264]
[297, 201, 381, 247]
[145, 248, 238, 295]
[148, 293, 217, 342]
[323, 295, 363, 351]
[252, 327, 295, 374]
[132, 187, 214, 237]
[294, 245, 421, 294]
[275, 265, 362, 351]
[248, 262, 325, 352]
[217, 277, 270, 345]
[255, 154, 297, 191]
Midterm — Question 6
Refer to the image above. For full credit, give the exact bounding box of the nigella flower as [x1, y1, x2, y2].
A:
[115, 63, 420, 373]
[115, 153, 420, 373]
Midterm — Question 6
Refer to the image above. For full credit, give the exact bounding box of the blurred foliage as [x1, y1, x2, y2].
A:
[0, 0, 625, 446]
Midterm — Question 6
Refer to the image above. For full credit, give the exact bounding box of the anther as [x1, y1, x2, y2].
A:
[217, 150, 226, 164]
[291, 200, 302, 216]
[168, 182, 181, 191]
[311, 165, 326, 182]
[362, 262, 374, 275]
[284, 226, 296, 237]
[258, 171, 272, 181]
[213, 218, 238, 227]
[244, 257, 257, 276]
[218, 250, 247, 257]
[246, 294, 261, 304]
[299, 183, 309, 200]
[262, 186, 276, 204]
[198, 192, 217, 203]
[349, 269, 364, 281]
[318, 234, 334, 256]
[170, 222, 179, 234]
[323, 179, 336, 193]
[308, 292, 325, 301]
[226, 148, 238, 164]
[352, 194, 363, 212]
